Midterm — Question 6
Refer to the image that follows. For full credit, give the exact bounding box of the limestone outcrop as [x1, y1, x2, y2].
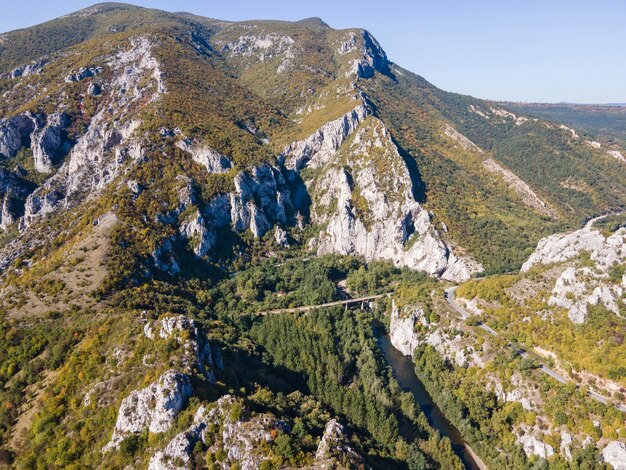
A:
[602, 441, 626, 470]
[103, 370, 192, 452]
[521, 222, 626, 323]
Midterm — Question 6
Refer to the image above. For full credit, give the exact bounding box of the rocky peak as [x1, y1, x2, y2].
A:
[521, 222, 626, 323]
[315, 419, 366, 466]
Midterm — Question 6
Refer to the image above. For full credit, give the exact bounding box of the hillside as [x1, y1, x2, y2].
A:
[501, 102, 626, 144]
[1, 3, 626, 469]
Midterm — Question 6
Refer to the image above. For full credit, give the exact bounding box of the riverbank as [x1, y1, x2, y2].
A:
[376, 330, 488, 470]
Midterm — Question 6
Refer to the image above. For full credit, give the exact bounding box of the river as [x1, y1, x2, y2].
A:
[376, 330, 482, 470]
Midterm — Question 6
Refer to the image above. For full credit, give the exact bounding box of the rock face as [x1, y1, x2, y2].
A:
[297, 112, 480, 281]
[150, 395, 285, 470]
[144, 314, 219, 381]
[103, 370, 192, 452]
[281, 104, 371, 171]
[31, 112, 70, 173]
[230, 164, 293, 238]
[389, 300, 482, 367]
[176, 140, 232, 174]
[521, 222, 626, 323]
[602, 441, 626, 469]
[0, 114, 35, 159]
[11, 36, 163, 231]
[516, 432, 554, 460]
[148, 405, 209, 470]
[315, 419, 366, 467]
[64, 65, 102, 83]
[443, 124, 484, 154]
[342, 30, 389, 79]
[389, 300, 424, 357]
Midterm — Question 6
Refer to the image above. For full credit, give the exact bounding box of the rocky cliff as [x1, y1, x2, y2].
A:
[522, 219, 626, 323]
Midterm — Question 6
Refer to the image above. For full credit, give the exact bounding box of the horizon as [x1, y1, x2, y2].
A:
[1, 0, 625, 104]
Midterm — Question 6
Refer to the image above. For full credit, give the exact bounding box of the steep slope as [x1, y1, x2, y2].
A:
[1, 3, 626, 468]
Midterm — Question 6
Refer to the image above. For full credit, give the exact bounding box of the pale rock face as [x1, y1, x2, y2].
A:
[443, 125, 484, 154]
[180, 210, 215, 257]
[274, 226, 289, 246]
[149, 408, 208, 470]
[602, 441, 626, 470]
[560, 431, 573, 461]
[607, 150, 626, 163]
[103, 370, 192, 452]
[20, 36, 163, 228]
[337, 32, 358, 55]
[217, 32, 295, 73]
[389, 300, 423, 357]
[176, 140, 232, 174]
[522, 225, 625, 272]
[145, 315, 218, 381]
[343, 30, 388, 79]
[517, 433, 554, 460]
[230, 164, 293, 238]
[389, 300, 482, 367]
[491, 375, 535, 411]
[441, 253, 484, 283]
[306, 115, 480, 280]
[149, 395, 296, 470]
[0, 114, 34, 158]
[64, 65, 102, 83]
[483, 158, 555, 218]
[315, 419, 366, 466]
[0, 195, 16, 231]
[207, 395, 286, 469]
[469, 104, 491, 119]
[281, 104, 370, 171]
[31, 112, 70, 173]
[559, 124, 579, 139]
[522, 224, 626, 323]
[9, 57, 47, 78]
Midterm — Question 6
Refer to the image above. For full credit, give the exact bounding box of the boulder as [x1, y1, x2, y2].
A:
[602, 441, 626, 470]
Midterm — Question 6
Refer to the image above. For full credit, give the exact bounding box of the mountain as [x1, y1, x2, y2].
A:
[1, 3, 626, 469]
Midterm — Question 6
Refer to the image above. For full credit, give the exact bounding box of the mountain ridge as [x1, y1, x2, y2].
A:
[1, 4, 626, 468]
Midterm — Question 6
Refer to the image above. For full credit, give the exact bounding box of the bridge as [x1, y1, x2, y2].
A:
[255, 293, 391, 316]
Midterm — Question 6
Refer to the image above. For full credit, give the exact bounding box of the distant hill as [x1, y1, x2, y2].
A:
[500, 101, 626, 144]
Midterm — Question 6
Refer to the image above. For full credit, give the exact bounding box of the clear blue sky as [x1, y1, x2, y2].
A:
[1, 0, 624, 103]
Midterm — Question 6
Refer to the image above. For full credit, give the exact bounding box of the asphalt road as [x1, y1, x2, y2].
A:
[444, 286, 626, 413]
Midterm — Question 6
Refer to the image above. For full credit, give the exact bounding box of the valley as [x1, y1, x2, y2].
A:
[0, 3, 625, 469]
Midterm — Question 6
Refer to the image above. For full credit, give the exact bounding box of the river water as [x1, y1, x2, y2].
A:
[376, 331, 481, 470]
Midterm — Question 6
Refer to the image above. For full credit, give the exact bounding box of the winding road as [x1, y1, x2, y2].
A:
[445, 286, 626, 413]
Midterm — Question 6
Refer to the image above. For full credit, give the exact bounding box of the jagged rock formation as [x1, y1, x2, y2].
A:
[0, 114, 35, 158]
[389, 300, 482, 367]
[31, 112, 70, 173]
[516, 429, 554, 460]
[144, 314, 219, 381]
[176, 140, 233, 174]
[522, 221, 626, 323]
[314, 419, 367, 468]
[149, 395, 287, 470]
[291, 110, 481, 281]
[103, 370, 192, 452]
